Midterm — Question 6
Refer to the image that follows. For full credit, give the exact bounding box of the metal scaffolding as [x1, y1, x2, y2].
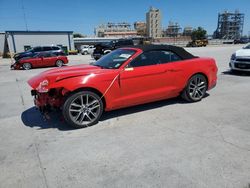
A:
[165, 22, 182, 37]
[214, 10, 244, 39]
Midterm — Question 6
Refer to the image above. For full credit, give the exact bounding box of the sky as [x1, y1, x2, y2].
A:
[0, 0, 249, 36]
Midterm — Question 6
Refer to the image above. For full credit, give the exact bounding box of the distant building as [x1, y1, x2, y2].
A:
[213, 10, 244, 39]
[0, 32, 5, 56]
[95, 22, 137, 38]
[183, 26, 193, 36]
[3, 30, 74, 55]
[134, 22, 147, 37]
[146, 7, 162, 38]
[164, 22, 182, 37]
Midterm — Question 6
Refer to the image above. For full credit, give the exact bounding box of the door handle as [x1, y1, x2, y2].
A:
[166, 69, 182, 72]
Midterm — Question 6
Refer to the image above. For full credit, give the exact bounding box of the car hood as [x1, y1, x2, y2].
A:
[19, 56, 34, 61]
[28, 64, 110, 89]
[235, 49, 250, 57]
[16, 51, 32, 56]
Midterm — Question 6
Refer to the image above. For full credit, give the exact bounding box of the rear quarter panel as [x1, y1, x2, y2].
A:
[173, 57, 217, 91]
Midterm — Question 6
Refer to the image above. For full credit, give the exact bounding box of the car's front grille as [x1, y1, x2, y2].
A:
[236, 58, 250, 62]
[235, 63, 250, 69]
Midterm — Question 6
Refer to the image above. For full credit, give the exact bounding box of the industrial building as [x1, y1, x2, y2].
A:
[2, 30, 74, 56]
[164, 22, 182, 37]
[146, 7, 162, 38]
[94, 22, 137, 38]
[134, 22, 147, 37]
[0, 32, 5, 56]
[213, 10, 244, 39]
[183, 26, 193, 36]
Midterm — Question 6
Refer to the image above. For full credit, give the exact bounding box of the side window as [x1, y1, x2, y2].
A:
[33, 47, 42, 52]
[43, 47, 52, 51]
[129, 51, 158, 67]
[43, 53, 53, 58]
[52, 46, 60, 50]
[156, 51, 182, 64]
[129, 50, 182, 68]
[37, 52, 45, 57]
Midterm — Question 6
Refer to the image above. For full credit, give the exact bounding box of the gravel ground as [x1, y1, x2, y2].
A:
[0, 44, 250, 188]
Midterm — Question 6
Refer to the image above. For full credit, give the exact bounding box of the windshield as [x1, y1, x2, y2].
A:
[92, 49, 136, 69]
[244, 44, 250, 49]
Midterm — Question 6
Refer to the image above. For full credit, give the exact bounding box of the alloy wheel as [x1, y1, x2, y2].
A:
[23, 63, 31, 70]
[68, 93, 101, 126]
[56, 60, 63, 67]
[188, 75, 207, 101]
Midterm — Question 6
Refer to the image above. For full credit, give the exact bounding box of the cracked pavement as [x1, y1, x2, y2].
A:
[0, 45, 250, 188]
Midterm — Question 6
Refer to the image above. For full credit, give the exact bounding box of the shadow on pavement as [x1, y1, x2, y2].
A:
[21, 96, 208, 130]
[21, 107, 73, 131]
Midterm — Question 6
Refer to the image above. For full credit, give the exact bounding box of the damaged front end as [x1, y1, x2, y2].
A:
[30, 78, 67, 117]
[31, 88, 65, 113]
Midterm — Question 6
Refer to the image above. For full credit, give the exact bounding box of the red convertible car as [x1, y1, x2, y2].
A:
[11, 52, 68, 70]
[28, 45, 217, 128]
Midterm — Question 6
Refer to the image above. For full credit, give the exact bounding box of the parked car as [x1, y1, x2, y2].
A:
[81, 45, 95, 55]
[229, 43, 250, 72]
[28, 45, 217, 128]
[14, 46, 65, 61]
[93, 39, 134, 60]
[233, 38, 250, 44]
[11, 51, 68, 70]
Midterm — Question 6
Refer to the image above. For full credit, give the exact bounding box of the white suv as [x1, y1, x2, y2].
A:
[81, 45, 95, 55]
[230, 44, 250, 72]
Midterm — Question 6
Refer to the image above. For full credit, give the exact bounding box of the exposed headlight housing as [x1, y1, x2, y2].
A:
[36, 79, 49, 93]
[231, 53, 236, 60]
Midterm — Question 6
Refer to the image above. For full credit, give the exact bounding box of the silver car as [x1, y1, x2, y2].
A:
[230, 44, 250, 72]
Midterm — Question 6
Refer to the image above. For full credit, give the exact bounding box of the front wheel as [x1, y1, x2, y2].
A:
[181, 74, 207, 102]
[55, 60, 64, 67]
[23, 63, 32, 70]
[63, 91, 104, 128]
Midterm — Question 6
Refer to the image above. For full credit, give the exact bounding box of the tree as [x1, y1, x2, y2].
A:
[191, 27, 207, 40]
[73, 33, 85, 38]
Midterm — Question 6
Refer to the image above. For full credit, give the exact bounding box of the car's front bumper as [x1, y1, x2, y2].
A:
[10, 62, 21, 70]
[31, 89, 64, 112]
[230, 59, 250, 72]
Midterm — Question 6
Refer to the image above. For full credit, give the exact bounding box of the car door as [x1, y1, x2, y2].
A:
[31, 53, 43, 67]
[42, 52, 57, 67]
[119, 50, 177, 107]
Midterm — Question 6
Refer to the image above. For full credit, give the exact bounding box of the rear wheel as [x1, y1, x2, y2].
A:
[181, 74, 207, 102]
[55, 60, 64, 67]
[23, 63, 31, 70]
[63, 91, 103, 128]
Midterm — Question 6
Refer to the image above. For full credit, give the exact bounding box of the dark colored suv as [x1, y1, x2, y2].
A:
[14, 46, 65, 61]
[93, 39, 134, 60]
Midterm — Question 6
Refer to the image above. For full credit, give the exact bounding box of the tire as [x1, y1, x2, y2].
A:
[55, 60, 64, 67]
[63, 91, 104, 128]
[23, 63, 32, 70]
[181, 74, 207, 102]
[82, 51, 88, 55]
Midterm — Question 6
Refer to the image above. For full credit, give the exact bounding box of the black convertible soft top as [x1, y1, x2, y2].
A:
[129, 45, 197, 60]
